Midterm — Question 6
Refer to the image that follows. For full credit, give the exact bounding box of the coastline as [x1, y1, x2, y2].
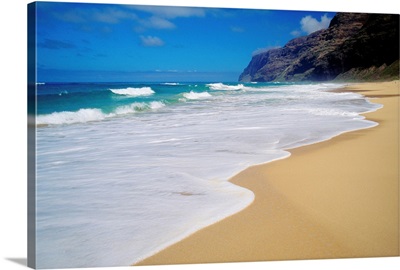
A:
[137, 80, 399, 266]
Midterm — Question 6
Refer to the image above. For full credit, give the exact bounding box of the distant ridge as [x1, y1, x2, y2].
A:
[239, 13, 399, 82]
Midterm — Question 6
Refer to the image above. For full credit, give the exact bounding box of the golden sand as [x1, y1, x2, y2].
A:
[137, 81, 399, 265]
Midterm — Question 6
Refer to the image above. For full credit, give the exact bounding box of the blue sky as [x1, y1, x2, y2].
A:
[34, 2, 335, 82]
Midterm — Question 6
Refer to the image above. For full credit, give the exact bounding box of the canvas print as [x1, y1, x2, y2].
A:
[27, 1, 399, 269]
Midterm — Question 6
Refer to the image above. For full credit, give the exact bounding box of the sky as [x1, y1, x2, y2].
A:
[33, 2, 335, 82]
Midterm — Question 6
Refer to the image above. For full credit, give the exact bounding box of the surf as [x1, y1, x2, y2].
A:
[110, 87, 155, 97]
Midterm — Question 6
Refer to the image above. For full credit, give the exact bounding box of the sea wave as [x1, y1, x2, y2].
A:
[162, 82, 180, 86]
[183, 91, 212, 100]
[36, 81, 383, 267]
[114, 101, 165, 115]
[37, 101, 166, 125]
[37, 108, 108, 125]
[206, 83, 245, 91]
[110, 87, 155, 97]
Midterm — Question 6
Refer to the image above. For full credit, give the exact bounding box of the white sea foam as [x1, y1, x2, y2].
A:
[36, 83, 382, 268]
[306, 108, 359, 117]
[114, 101, 165, 115]
[113, 103, 143, 115]
[38, 101, 166, 125]
[149, 101, 166, 110]
[37, 108, 108, 125]
[162, 82, 180, 85]
[110, 87, 155, 97]
[206, 83, 245, 91]
[183, 91, 212, 100]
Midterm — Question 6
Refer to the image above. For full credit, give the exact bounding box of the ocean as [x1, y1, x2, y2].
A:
[34, 82, 381, 268]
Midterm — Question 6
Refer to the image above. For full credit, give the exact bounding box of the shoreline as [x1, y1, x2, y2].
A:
[137, 80, 399, 266]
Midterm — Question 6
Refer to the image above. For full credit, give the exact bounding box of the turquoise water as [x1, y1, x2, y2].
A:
[37, 82, 303, 124]
[35, 82, 382, 268]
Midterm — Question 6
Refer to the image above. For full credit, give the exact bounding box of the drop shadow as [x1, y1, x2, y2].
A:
[6, 258, 27, 267]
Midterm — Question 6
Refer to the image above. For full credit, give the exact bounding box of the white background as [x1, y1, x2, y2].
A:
[0, 0, 399, 269]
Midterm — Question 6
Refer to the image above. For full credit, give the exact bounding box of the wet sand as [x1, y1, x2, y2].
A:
[137, 80, 399, 265]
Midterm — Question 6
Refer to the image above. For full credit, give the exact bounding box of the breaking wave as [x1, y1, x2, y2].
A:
[114, 101, 165, 115]
[110, 87, 155, 97]
[162, 83, 180, 86]
[37, 102, 166, 125]
[207, 83, 245, 91]
[183, 91, 212, 100]
[37, 109, 107, 125]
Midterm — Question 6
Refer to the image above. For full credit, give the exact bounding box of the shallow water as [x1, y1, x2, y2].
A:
[35, 82, 381, 268]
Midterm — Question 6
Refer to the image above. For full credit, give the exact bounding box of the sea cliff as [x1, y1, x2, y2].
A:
[239, 13, 399, 82]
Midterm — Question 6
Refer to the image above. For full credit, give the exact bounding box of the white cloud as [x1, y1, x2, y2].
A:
[140, 35, 165, 47]
[290, 30, 302, 37]
[92, 8, 137, 24]
[131, 6, 205, 19]
[140, 16, 175, 29]
[300, 14, 332, 34]
[130, 6, 204, 32]
[55, 7, 138, 24]
[252, 46, 281, 56]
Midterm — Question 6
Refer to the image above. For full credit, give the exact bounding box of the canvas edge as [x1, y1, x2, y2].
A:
[27, 2, 37, 269]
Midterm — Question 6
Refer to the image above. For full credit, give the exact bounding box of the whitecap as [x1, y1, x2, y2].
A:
[206, 83, 245, 91]
[149, 101, 166, 110]
[183, 91, 212, 100]
[37, 109, 108, 125]
[114, 101, 165, 115]
[110, 87, 155, 97]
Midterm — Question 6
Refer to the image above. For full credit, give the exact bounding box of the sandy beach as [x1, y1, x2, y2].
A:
[137, 80, 399, 265]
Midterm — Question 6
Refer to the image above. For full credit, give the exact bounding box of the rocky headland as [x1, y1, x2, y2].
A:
[239, 13, 399, 82]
